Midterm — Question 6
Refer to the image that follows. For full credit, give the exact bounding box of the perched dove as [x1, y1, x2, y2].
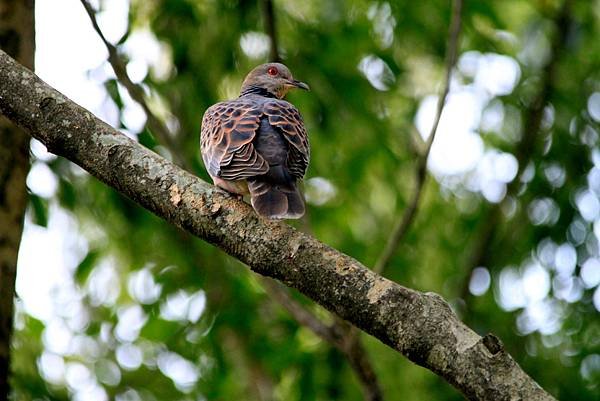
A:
[201, 63, 310, 219]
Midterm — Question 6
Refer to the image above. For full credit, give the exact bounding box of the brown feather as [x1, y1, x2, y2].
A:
[200, 63, 310, 218]
[200, 101, 268, 181]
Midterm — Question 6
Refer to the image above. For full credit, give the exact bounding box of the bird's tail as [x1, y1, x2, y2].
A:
[247, 179, 305, 219]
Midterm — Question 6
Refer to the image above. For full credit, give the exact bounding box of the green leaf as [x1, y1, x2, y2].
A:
[28, 194, 48, 227]
[75, 250, 101, 285]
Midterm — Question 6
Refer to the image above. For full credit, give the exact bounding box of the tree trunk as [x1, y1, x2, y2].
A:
[0, 0, 34, 398]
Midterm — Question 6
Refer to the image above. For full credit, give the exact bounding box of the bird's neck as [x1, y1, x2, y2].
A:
[239, 85, 279, 99]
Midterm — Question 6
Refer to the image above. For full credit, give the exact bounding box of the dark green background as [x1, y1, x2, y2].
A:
[12, 0, 600, 400]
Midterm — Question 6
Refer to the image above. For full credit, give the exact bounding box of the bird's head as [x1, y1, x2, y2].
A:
[240, 63, 309, 99]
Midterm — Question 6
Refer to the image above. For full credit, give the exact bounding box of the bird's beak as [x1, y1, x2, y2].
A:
[289, 79, 310, 91]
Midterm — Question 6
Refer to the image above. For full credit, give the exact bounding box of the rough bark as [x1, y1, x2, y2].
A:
[0, 0, 34, 398]
[0, 49, 555, 401]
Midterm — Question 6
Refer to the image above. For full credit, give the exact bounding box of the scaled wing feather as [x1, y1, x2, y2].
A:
[263, 100, 310, 179]
[201, 101, 269, 180]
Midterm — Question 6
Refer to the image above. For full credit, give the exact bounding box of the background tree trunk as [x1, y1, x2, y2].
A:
[0, 0, 34, 398]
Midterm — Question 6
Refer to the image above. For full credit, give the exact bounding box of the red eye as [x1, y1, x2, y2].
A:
[267, 66, 278, 76]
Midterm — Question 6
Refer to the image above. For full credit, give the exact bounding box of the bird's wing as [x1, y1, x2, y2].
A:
[263, 100, 310, 179]
[201, 100, 269, 180]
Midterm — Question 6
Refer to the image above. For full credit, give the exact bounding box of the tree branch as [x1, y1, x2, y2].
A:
[261, 0, 280, 63]
[79, 0, 190, 171]
[0, 48, 556, 401]
[261, 278, 340, 344]
[262, 279, 383, 400]
[374, 0, 463, 274]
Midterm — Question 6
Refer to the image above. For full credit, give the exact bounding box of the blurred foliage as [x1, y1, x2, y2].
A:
[10, 0, 600, 400]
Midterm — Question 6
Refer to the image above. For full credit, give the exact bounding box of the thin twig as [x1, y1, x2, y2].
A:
[374, 0, 463, 274]
[460, 0, 573, 305]
[261, 278, 340, 344]
[344, 339, 383, 401]
[79, 0, 190, 170]
[262, 279, 383, 401]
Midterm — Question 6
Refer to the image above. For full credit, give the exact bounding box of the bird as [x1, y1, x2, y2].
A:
[200, 63, 310, 219]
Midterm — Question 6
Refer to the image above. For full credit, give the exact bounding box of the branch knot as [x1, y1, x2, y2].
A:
[482, 333, 504, 356]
